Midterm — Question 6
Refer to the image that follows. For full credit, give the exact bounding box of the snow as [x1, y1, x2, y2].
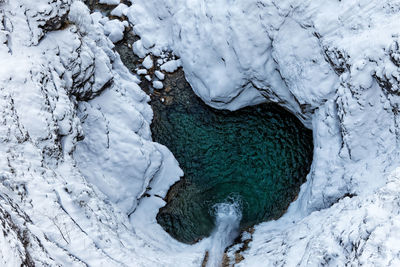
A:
[0, 0, 204, 265]
[153, 81, 163, 89]
[155, 70, 165, 80]
[132, 39, 147, 58]
[110, 3, 129, 17]
[103, 19, 127, 43]
[126, 0, 400, 265]
[3, 0, 400, 266]
[136, 68, 147, 75]
[160, 59, 182, 73]
[142, 55, 153, 69]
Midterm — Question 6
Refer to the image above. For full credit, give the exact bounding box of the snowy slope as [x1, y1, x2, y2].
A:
[0, 0, 203, 266]
[2, 0, 400, 266]
[230, 167, 400, 266]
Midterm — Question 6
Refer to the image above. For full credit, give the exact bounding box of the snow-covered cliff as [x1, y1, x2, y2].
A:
[0, 0, 201, 265]
[1, 0, 400, 266]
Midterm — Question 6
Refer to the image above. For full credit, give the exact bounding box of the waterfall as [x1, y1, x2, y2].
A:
[206, 201, 242, 267]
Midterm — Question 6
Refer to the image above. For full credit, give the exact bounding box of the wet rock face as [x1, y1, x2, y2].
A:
[153, 70, 313, 244]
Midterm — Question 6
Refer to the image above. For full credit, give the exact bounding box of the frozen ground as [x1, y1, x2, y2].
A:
[1, 0, 400, 266]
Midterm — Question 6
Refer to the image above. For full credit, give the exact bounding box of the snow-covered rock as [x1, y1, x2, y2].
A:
[153, 81, 163, 89]
[234, 167, 400, 266]
[155, 70, 165, 80]
[126, 0, 400, 265]
[103, 19, 127, 43]
[142, 55, 153, 69]
[160, 59, 182, 73]
[110, 3, 129, 18]
[132, 39, 147, 58]
[0, 0, 202, 265]
[137, 68, 147, 75]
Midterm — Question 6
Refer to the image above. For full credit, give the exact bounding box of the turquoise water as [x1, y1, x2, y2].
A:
[153, 72, 313, 244]
[80, 0, 312, 248]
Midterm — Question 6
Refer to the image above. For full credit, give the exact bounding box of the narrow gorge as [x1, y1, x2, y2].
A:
[86, 0, 314, 246]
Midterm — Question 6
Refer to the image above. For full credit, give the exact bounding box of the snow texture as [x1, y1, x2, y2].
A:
[2, 0, 400, 266]
[110, 3, 129, 18]
[126, 0, 400, 265]
[160, 59, 182, 73]
[0, 0, 204, 266]
[137, 68, 147, 75]
[155, 70, 165, 80]
[152, 81, 163, 90]
[102, 19, 127, 43]
[142, 55, 153, 69]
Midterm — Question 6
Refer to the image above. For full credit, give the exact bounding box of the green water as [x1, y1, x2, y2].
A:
[80, 0, 311, 247]
[153, 71, 313, 244]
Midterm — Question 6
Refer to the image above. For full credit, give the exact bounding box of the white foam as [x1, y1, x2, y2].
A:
[207, 201, 242, 267]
